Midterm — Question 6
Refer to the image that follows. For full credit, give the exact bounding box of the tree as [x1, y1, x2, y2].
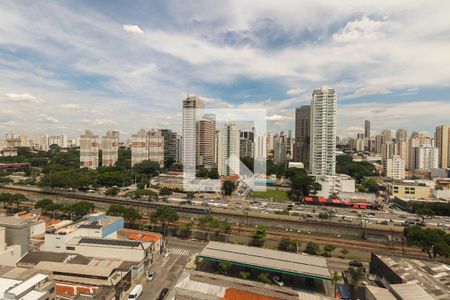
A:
[177, 222, 193, 238]
[405, 226, 450, 258]
[336, 155, 377, 182]
[250, 225, 266, 247]
[105, 187, 120, 196]
[133, 160, 160, 177]
[331, 271, 342, 298]
[347, 265, 364, 300]
[240, 271, 250, 280]
[10, 194, 27, 212]
[123, 207, 142, 225]
[416, 207, 435, 223]
[258, 272, 271, 284]
[35, 198, 54, 210]
[159, 188, 173, 201]
[362, 178, 379, 193]
[340, 248, 349, 258]
[128, 189, 158, 200]
[304, 242, 320, 255]
[323, 244, 336, 257]
[0, 193, 12, 209]
[0, 177, 13, 184]
[278, 237, 299, 252]
[68, 201, 95, 218]
[208, 168, 219, 179]
[222, 181, 235, 196]
[219, 261, 232, 275]
[151, 206, 179, 237]
[287, 168, 321, 202]
[186, 192, 195, 201]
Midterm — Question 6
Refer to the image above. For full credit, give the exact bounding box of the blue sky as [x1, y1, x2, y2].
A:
[0, 0, 449, 139]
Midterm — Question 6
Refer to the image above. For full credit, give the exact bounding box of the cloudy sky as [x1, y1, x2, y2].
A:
[1, 0, 449, 139]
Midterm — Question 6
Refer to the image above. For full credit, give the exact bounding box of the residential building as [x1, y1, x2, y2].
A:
[381, 141, 396, 162]
[374, 135, 383, 154]
[266, 131, 274, 158]
[183, 96, 204, 177]
[176, 135, 183, 163]
[79, 130, 99, 169]
[48, 134, 68, 148]
[435, 124, 450, 168]
[384, 155, 405, 180]
[381, 129, 392, 143]
[273, 131, 288, 165]
[160, 129, 177, 166]
[217, 123, 240, 176]
[32, 134, 49, 151]
[239, 129, 254, 158]
[364, 120, 370, 139]
[310, 86, 337, 176]
[412, 144, 439, 171]
[397, 140, 409, 168]
[131, 129, 164, 167]
[101, 130, 119, 167]
[395, 128, 407, 142]
[196, 115, 215, 168]
[254, 134, 266, 160]
[294, 105, 311, 162]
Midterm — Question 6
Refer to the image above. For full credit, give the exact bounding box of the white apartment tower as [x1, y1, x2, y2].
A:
[102, 130, 119, 167]
[131, 129, 164, 167]
[80, 130, 99, 169]
[384, 155, 406, 180]
[310, 86, 337, 176]
[217, 123, 240, 176]
[412, 144, 439, 171]
[183, 96, 204, 178]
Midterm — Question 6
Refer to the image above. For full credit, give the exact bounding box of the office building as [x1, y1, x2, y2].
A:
[374, 135, 383, 154]
[266, 131, 274, 159]
[381, 129, 392, 143]
[160, 129, 177, 166]
[196, 115, 215, 168]
[384, 155, 406, 180]
[183, 96, 204, 177]
[435, 124, 450, 168]
[273, 132, 288, 165]
[381, 141, 396, 162]
[101, 130, 119, 167]
[364, 120, 370, 138]
[131, 129, 164, 167]
[412, 145, 439, 171]
[310, 86, 337, 176]
[294, 105, 311, 162]
[254, 134, 266, 160]
[79, 130, 99, 169]
[176, 135, 183, 163]
[217, 123, 240, 176]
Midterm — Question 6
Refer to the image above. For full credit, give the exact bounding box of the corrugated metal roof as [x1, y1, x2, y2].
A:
[199, 242, 331, 280]
[390, 283, 434, 300]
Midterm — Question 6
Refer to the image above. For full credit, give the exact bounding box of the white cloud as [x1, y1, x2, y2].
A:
[286, 88, 306, 96]
[38, 115, 59, 123]
[4, 93, 40, 103]
[349, 86, 392, 98]
[92, 119, 119, 126]
[61, 104, 81, 109]
[333, 16, 388, 43]
[265, 114, 289, 122]
[123, 24, 144, 34]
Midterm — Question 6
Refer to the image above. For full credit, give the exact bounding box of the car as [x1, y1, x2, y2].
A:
[158, 288, 169, 300]
[147, 271, 156, 281]
[128, 284, 143, 299]
[272, 275, 284, 287]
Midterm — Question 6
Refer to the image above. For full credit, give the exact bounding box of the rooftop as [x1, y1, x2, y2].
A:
[199, 241, 331, 281]
[375, 254, 450, 299]
[390, 283, 434, 300]
[68, 236, 152, 249]
[0, 216, 29, 228]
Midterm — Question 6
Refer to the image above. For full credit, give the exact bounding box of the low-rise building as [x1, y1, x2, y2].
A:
[315, 174, 355, 198]
[384, 155, 405, 180]
[386, 182, 432, 200]
[0, 266, 55, 300]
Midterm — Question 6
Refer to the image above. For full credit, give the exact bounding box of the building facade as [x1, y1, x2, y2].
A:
[217, 123, 240, 176]
[384, 155, 406, 180]
[196, 115, 215, 168]
[435, 124, 450, 168]
[101, 130, 119, 167]
[131, 129, 164, 167]
[79, 130, 99, 169]
[183, 96, 204, 177]
[412, 145, 439, 171]
[294, 105, 311, 162]
[310, 86, 337, 176]
[160, 129, 177, 166]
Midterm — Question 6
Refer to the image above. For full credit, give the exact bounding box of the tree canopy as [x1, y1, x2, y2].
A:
[405, 226, 450, 258]
[150, 206, 179, 237]
[336, 155, 377, 182]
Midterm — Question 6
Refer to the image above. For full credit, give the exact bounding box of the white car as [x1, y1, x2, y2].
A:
[147, 271, 157, 281]
[272, 275, 284, 287]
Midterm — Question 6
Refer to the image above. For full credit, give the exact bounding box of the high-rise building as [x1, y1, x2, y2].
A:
[354, 134, 365, 152]
[435, 125, 450, 169]
[176, 135, 183, 163]
[395, 128, 408, 142]
[240, 129, 254, 158]
[384, 155, 405, 180]
[374, 135, 383, 154]
[254, 134, 266, 160]
[79, 130, 99, 169]
[273, 132, 288, 165]
[32, 134, 49, 151]
[102, 130, 119, 167]
[160, 129, 177, 167]
[412, 145, 439, 171]
[217, 123, 240, 176]
[266, 131, 274, 159]
[294, 105, 311, 162]
[131, 129, 164, 167]
[196, 115, 215, 168]
[310, 86, 337, 176]
[381, 141, 396, 162]
[364, 120, 370, 139]
[183, 96, 205, 177]
[48, 134, 68, 148]
[381, 129, 392, 143]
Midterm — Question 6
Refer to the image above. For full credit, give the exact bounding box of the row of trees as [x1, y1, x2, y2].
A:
[336, 155, 377, 183]
[0, 192, 28, 211]
[35, 198, 95, 219]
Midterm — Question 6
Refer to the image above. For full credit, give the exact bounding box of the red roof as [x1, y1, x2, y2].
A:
[318, 197, 327, 203]
[222, 288, 281, 300]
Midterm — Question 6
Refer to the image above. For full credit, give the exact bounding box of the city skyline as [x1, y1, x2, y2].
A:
[1, 1, 450, 138]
